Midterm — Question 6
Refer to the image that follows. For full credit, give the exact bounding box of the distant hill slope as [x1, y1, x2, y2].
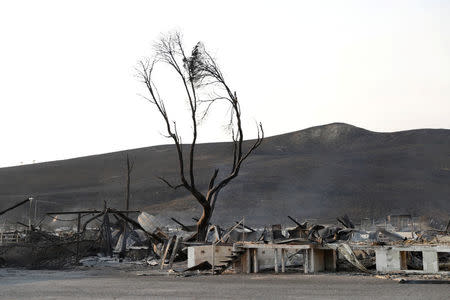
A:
[0, 123, 449, 225]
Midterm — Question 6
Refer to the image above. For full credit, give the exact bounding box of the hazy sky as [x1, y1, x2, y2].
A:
[0, 0, 449, 167]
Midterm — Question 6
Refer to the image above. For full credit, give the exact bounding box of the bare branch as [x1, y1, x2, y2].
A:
[210, 122, 264, 196]
[231, 128, 238, 171]
[208, 169, 219, 191]
[157, 177, 184, 190]
[137, 56, 189, 189]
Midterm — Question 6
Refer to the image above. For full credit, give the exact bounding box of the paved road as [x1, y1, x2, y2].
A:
[0, 268, 449, 299]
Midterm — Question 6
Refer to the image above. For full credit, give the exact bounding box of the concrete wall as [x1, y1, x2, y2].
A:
[308, 249, 336, 272]
[234, 248, 297, 271]
[187, 245, 233, 268]
[422, 251, 438, 273]
[253, 249, 307, 270]
[232, 246, 337, 274]
[255, 248, 281, 270]
[375, 246, 448, 274]
[375, 248, 401, 272]
[311, 249, 324, 272]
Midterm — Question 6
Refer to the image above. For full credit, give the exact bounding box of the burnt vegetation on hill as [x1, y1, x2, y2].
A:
[0, 123, 449, 225]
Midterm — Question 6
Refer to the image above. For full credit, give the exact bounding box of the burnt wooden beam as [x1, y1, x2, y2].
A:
[0, 198, 31, 216]
[288, 215, 301, 227]
[160, 235, 174, 270]
[235, 221, 256, 232]
[171, 217, 191, 232]
[168, 236, 183, 269]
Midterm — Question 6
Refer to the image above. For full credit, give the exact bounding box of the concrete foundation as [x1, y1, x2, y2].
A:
[188, 243, 449, 275]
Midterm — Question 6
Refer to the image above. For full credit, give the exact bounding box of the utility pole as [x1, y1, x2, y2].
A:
[120, 154, 133, 258]
[28, 197, 34, 231]
[126, 154, 132, 216]
[34, 199, 37, 224]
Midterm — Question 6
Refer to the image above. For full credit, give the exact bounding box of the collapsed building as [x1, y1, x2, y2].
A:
[185, 215, 450, 275]
[1, 197, 449, 277]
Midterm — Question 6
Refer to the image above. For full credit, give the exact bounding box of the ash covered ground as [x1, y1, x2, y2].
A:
[0, 266, 449, 300]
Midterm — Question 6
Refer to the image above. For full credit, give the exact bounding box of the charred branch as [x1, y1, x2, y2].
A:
[0, 197, 32, 216]
[157, 177, 184, 190]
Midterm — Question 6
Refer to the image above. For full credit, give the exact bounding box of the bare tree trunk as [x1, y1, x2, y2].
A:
[138, 32, 263, 242]
[197, 204, 212, 241]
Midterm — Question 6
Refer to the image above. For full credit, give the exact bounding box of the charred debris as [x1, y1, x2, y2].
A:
[1, 197, 449, 276]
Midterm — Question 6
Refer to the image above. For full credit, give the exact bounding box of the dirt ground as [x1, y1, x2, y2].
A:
[0, 267, 449, 300]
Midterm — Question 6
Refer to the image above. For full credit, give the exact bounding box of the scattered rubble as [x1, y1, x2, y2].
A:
[1, 199, 449, 281]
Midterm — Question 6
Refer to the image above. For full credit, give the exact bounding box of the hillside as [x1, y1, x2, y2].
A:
[0, 123, 449, 225]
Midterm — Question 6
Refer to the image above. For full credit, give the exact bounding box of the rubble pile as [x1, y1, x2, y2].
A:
[1, 198, 449, 277]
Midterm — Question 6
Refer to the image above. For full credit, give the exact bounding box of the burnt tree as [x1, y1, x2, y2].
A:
[137, 32, 263, 241]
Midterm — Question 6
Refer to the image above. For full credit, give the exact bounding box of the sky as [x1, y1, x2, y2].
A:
[0, 0, 449, 167]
